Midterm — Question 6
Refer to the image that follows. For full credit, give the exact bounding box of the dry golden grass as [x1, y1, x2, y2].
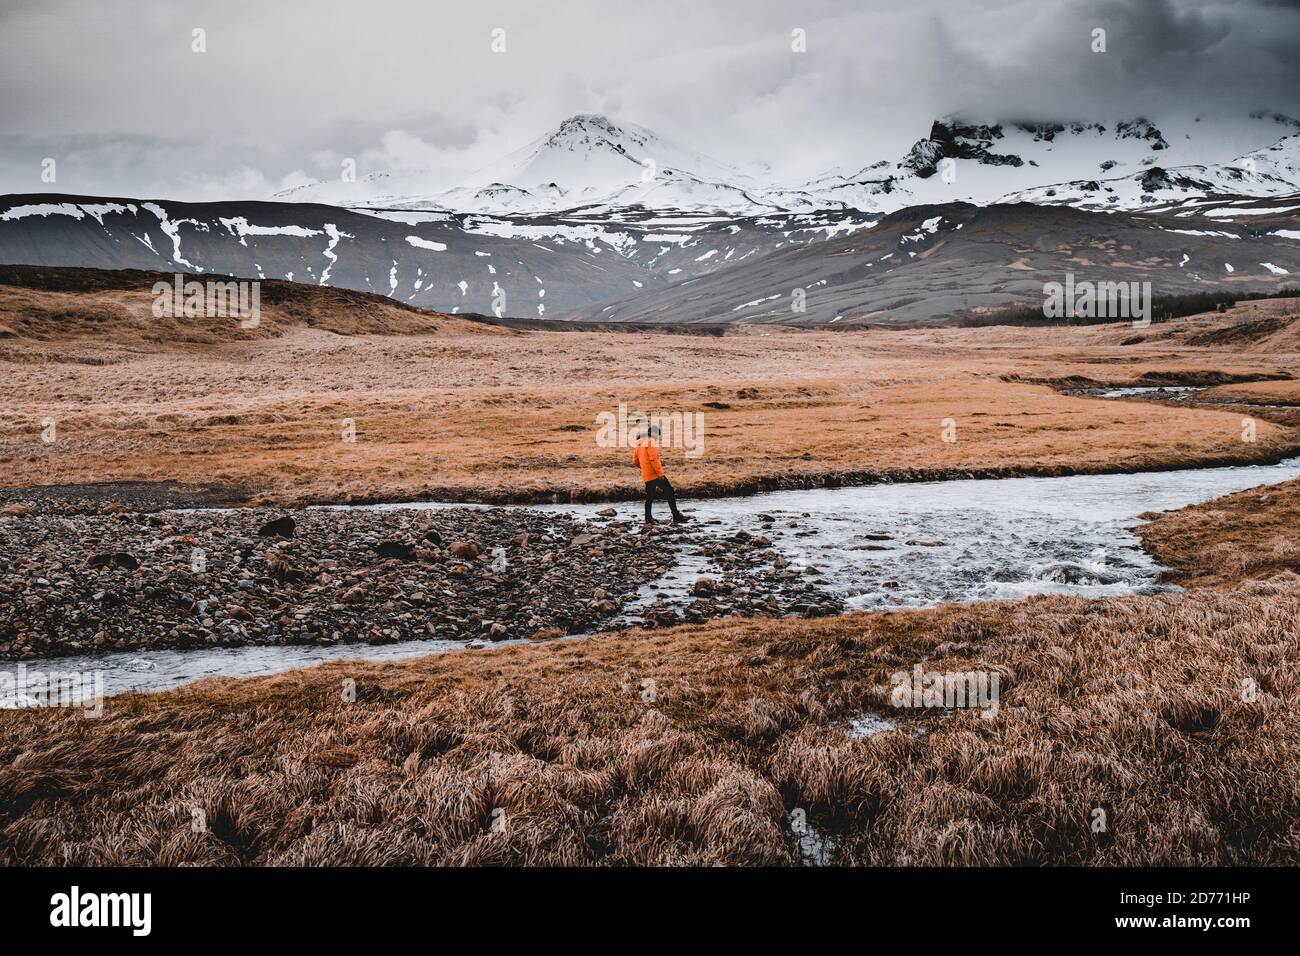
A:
[0, 268, 496, 343]
[1203, 380, 1300, 406]
[1138, 476, 1300, 589]
[2, 289, 1298, 505]
[3, 285, 1300, 866]
[2, 569, 1296, 866]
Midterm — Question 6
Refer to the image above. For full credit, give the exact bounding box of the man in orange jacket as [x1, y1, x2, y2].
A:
[633, 425, 689, 525]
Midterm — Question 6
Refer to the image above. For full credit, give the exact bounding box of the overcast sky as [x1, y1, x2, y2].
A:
[1, 0, 1297, 200]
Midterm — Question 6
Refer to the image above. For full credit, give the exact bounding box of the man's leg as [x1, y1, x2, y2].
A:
[660, 478, 685, 522]
[644, 480, 656, 523]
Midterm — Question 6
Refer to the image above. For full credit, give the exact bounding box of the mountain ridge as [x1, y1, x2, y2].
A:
[273, 111, 1300, 216]
[3, 113, 1298, 328]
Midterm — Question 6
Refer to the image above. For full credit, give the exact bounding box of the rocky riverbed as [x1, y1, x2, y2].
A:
[660, 519, 845, 626]
[0, 504, 844, 661]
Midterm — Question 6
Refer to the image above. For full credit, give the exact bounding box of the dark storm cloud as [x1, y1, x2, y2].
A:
[0, 0, 1296, 199]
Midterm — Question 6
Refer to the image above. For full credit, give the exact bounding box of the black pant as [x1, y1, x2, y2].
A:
[644, 477, 683, 522]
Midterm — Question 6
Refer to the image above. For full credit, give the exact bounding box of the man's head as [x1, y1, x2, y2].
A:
[645, 425, 661, 440]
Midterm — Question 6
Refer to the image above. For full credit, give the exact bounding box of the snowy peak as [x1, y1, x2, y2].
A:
[457, 113, 756, 201]
[509, 113, 653, 184]
[453, 111, 1300, 216]
[1242, 133, 1300, 184]
[269, 111, 1300, 217]
[898, 116, 1172, 180]
[1013, 121, 1107, 143]
[845, 114, 1296, 213]
[539, 113, 653, 156]
[900, 120, 1026, 178]
[1114, 118, 1170, 150]
[998, 133, 1300, 211]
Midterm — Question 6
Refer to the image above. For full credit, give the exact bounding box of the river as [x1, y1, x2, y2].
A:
[5, 456, 1299, 702]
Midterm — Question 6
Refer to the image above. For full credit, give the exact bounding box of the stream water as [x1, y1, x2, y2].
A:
[6, 456, 1300, 702]
[1094, 385, 1206, 399]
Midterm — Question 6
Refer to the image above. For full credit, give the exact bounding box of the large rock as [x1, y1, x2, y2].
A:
[375, 540, 416, 561]
[85, 552, 139, 571]
[450, 540, 481, 559]
[258, 516, 296, 538]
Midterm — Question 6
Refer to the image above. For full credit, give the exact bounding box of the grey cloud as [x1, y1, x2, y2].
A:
[0, 0, 1296, 199]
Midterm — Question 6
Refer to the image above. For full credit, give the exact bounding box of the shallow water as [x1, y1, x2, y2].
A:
[1095, 385, 1205, 399]
[533, 456, 1300, 612]
[0, 635, 538, 707]
[6, 456, 1300, 701]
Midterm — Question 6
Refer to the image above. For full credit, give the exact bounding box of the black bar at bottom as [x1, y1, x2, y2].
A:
[0, 866, 1288, 941]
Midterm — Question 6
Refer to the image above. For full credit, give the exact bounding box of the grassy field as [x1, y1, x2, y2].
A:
[3, 282, 1299, 506]
[1204, 379, 1300, 406]
[3, 275, 1300, 866]
[1138, 477, 1300, 589]
[2, 475, 1298, 865]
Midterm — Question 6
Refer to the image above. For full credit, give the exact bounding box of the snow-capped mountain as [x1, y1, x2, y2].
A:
[454, 114, 766, 201]
[999, 134, 1300, 211]
[4, 112, 1298, 328]
[274, 111, 1300, 217]
[278, 114, 778, 216]
[797, 114, 1300, 214]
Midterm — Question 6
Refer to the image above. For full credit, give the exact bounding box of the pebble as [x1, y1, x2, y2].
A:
[0, 506, 674, 660]
[0, 502, 848, 659]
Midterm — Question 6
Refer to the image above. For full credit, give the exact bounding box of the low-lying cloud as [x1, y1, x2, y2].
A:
[0, 0, 1296, 200]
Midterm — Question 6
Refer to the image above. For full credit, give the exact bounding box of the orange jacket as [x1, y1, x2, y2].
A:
[633, 437, 666, 482]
